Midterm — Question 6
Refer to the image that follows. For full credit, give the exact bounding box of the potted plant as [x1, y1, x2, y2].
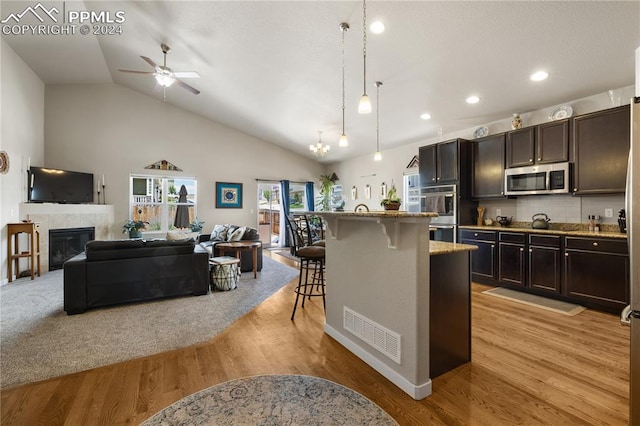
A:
[380, 183, 401, 211]
[317, 173, 338, 211]
[123, 219, 148, 239]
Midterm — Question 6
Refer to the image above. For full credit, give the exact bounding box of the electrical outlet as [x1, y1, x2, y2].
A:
[496, 208, 502, 217]
[605, 208, 613, 218]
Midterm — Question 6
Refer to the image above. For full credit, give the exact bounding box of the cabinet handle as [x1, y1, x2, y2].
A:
[573, 188, 577, 192]
[474, 233, 478, 237]
[537, 157, 542, 161]
[592, 242, 599, 247]
[529, 249, 533, 253]
[520, 248, 524, 252]
[432, 178, 436, 181]
[565, 252, 569, 257]
[529, 159, 533, 163]
[500, 191, 504, 195]
[491, 245, 495, 249]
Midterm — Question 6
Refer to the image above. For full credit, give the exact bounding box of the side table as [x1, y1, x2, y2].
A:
[209, 256, 241, 291]
[7, 222, 41, 282]
[215, 241, 261, 278]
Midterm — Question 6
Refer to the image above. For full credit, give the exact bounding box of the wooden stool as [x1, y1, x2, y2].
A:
[291, 245, 326, 320]
[209, 256, 241, 291]
[7, 222, 41, 282]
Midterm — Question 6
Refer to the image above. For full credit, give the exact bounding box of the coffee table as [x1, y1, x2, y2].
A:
[215, 241, 261, 278]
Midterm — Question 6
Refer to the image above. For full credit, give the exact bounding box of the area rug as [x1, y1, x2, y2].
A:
[140, 374, 398, 425]
[482, 287, 586, 316]
[0, 257, 298, 388]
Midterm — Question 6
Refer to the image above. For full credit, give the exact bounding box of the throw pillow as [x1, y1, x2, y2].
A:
[210, 224, 230, 241]
[227, 226, 246, 242]
[243, 227, 258, 240]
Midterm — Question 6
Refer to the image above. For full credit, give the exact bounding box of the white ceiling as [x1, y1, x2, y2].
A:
[2, 1, 639, 164]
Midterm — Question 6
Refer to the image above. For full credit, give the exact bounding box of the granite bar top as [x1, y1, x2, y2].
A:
[460, 223, 627, 239]
[430, 240, 478, 255]
[312, 211, 439, 218]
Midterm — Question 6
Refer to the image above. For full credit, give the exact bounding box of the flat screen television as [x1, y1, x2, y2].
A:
[28, 166, 94, 204]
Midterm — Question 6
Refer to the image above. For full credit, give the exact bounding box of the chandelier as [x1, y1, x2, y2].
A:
[310, 131, 330, 157]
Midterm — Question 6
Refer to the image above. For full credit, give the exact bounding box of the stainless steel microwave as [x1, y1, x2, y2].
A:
[504, 162, 571, 196]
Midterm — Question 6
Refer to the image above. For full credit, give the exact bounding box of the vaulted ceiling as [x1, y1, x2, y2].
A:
[2, 1, 639, 163]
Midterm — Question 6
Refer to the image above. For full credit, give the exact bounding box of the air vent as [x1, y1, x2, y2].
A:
[343, 306, 401, 364]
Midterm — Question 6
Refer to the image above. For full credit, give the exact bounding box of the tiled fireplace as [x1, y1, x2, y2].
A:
[19, 203, 115, 273]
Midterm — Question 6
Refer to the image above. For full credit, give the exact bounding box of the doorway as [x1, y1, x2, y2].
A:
[257, 182, 280, 248]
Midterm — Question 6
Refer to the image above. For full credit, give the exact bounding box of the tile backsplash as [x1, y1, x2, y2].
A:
[479, 194, 624, 225]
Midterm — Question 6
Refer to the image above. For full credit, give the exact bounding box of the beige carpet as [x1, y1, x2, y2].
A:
[140, 375, 398, 425]
[482, 287, 586, 316]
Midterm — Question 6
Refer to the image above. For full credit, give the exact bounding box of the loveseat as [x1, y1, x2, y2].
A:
[63, 238, 209, 314]
[199, 224, 263, 272]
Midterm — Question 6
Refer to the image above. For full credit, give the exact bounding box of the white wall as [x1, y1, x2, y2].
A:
[0, 40, 45, 284]
[43, 83, 325, 237]
[330, 85, 634, 225]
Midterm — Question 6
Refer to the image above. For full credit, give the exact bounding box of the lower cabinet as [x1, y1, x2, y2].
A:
[528, 234, 562, 294]
[498, 232, 525, 287]
[461, 228, 629, 312]
[460, 230, 497, 282]
[564, 237, 629, 311]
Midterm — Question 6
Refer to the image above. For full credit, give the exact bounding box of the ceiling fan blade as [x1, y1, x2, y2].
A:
[173, 71, 200, 79]
[118, 69, 155, 75]
[140, 56, 159, 70]
[175, 79, 200, 95]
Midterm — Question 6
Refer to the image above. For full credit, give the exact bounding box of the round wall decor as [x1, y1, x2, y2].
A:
[0, 151, 9, 174]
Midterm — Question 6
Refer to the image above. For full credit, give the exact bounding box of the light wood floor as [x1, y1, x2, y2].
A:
[1, 251, 630, 425]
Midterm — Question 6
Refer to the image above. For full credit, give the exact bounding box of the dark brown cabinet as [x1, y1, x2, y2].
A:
[498, 232, 526, 287]
[528, 234, 561, 294]
[572, 105, 630, 194]
[564, 236, 629, 311]
[419, 139, 462, 186]
[506, 127, 536, 168]
[460, 230, 497, 281]
[472, 134, 505, 198]
[506, 120, 569, 168]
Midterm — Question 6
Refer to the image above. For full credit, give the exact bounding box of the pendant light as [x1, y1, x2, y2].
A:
[339, 23, 349, 147]
[358, 0, 372, 114]
[310, 131, 330, 157]
[374, 81, 382, 161]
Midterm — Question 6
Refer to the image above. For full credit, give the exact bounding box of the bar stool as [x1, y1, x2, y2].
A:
[285, 215, 326, 320]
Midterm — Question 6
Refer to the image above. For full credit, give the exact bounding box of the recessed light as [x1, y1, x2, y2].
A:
[370, 21, 385, 34]
[530, 70, 549, 81]
[420, 112, 432, 120]
[466, 95, 480, 104]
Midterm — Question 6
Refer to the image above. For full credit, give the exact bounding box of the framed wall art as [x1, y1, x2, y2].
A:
[215, 182, 243, 208]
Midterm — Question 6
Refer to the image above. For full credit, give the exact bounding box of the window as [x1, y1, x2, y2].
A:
[130, 175, 197, 233]
[289, 183, 307, 212]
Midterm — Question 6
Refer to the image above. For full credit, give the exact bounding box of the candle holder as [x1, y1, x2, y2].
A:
[97, 189, 101, 205]
[102, 184, 106, 205]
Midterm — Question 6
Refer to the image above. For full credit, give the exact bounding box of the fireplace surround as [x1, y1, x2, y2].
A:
[49, 227, 95, 270]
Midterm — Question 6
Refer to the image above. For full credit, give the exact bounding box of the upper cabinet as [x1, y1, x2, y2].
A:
[506, 120, 569, 168]
[472, 133, 505, 199]
[419, 139, 470, 186]
[572, 105, 630, 194]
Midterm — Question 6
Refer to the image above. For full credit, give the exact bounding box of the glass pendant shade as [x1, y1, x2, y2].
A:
[358, 94, 372, 114]
[339, 133, 348, 147]
[155, 74, 175, 87]
[374, 151, 382, 161]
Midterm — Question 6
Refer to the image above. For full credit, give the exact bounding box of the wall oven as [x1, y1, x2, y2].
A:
[504, 162, 571, 196]
[421, 185, 457, 242]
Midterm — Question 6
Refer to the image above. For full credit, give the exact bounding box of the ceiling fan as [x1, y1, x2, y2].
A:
[118, 43, 200, 95]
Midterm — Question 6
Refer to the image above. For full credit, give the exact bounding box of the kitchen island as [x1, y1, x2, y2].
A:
[314, 211, 476, 399]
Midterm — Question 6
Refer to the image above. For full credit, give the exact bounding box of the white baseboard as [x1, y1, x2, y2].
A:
[324, 323, 432, 400]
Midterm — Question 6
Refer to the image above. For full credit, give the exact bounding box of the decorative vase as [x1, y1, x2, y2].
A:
[512, 113, 523, 130]
[129, 230, 142, 239]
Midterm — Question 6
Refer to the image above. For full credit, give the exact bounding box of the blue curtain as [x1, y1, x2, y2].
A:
[279, 180, 290, 247]
[305, 181, 315, 211]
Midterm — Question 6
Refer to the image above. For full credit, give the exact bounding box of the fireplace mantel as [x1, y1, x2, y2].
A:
[19, 203, 115, 273]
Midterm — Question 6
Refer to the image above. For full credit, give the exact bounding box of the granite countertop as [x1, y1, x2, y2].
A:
[312, 211, 439, 218]
[430, 240, 478, 255]
[460, 223, 627, 239]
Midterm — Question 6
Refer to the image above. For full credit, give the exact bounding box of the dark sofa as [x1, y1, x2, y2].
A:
[63, 238, 209, 314]
[198, 225, 263, 272]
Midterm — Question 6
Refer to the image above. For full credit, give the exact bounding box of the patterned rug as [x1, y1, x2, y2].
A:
[140, 375, 398, 425]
